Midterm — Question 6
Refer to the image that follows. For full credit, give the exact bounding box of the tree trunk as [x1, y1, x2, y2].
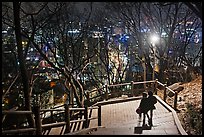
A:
[158, 57, 167, 83]
[65, 75, 83, 108]
[73, 76, 84, 107]
[70, 78, 83, 107]
[13, 2, 34, 128]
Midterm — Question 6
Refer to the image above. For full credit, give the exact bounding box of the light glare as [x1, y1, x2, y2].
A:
[150, 34, 159, 44]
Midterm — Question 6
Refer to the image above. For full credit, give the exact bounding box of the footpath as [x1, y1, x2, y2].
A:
[66, 96, 187, 135]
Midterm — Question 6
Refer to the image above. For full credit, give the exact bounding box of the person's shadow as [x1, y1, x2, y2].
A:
[134, 116, 152, 134]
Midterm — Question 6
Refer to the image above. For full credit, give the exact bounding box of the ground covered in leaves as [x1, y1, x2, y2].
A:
[157, 75, 202, 135]
[176, 75, 202, 135]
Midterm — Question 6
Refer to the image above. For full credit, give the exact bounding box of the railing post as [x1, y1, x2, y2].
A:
[87, 92, 90, 106]
[87, 92, 90, 102]
[98, 104, 101, 126]
[84, 106, 88, 128]
[154, 79, 158, 95]
[33, 105, 42, 135]
[163, 84, 167, 102]
[174, 91, 178, 110]
[51, 110, 54, 123]
[105, 85, 108, 100]
[64, 104, 70, 133]
[131, 81, 134, 96]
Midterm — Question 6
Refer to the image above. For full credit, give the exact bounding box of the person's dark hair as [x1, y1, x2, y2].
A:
[148, 91, 153, 96]
[142, 92, 147, 97]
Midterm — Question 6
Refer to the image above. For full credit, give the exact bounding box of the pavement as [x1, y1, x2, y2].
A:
[49, 96, 187, 135]
[77, 96, 187, 135]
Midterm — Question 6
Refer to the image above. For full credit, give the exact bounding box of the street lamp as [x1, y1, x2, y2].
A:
[150, 34, 159, 80]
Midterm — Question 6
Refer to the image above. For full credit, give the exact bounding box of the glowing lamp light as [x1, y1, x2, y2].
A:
[150, 34, 159, 44]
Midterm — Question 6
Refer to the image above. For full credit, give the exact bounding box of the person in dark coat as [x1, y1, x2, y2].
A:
[138, 92, 150, 126]
[147, 91, 157, 126]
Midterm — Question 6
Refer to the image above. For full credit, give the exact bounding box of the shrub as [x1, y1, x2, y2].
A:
[185, 103, 202, 135]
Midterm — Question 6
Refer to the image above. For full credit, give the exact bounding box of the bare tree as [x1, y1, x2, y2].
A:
[106, 2, 202, 84]
[19, 2, 102, 107]
[184, 2, 202, 20]
[13, 1, 35, 128]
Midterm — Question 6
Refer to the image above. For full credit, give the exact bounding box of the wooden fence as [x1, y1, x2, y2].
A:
[155, 79, 178, 110]
[2, 79, 178, 135]
[2, 104, 101, 135]
[86, 79, 178, 110]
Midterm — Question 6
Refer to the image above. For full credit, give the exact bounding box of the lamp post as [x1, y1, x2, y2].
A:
[150, 34, 159, 80]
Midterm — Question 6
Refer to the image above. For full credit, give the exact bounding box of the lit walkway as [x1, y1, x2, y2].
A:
[76, 96, 187, 135]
